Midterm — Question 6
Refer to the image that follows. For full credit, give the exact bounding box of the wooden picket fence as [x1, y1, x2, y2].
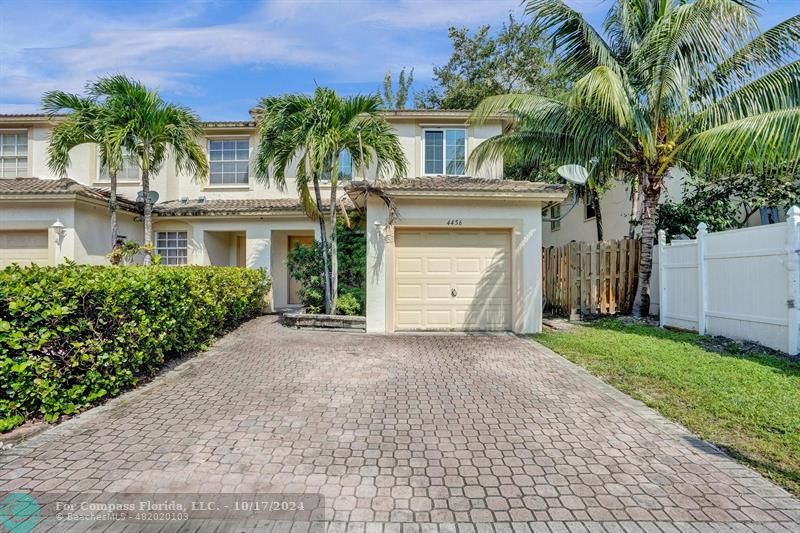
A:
[542, 239, 641, 319]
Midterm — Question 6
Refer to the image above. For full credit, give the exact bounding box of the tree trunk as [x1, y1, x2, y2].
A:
[109, 169, 119, 248]
[628, 178, 640, 239]
[592, 190, 603, 241]
[313, 174, 333, 314]
[329, 180, 339, 315]
[142, 169, 153, 266]
[632, 177, 661, 317]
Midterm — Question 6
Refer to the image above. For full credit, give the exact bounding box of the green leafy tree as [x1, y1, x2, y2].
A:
[42, 90, 126, 247]
[382, 67, 415, 109]
[87, 75, 209, 264]
[658, 172, 800, 238]
[470, 1, 800, 315]
[254, 88, 407, 313]
[415, 14, 565, 110]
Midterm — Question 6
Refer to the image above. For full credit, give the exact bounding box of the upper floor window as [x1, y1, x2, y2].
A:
[98, 150, 140, 182]
[338, 149, 352, 180]
[321, 149, 353, 181]
[423, 128, 466, 175]
[0, 132, 28, 178]
[209, 139, 249, 185]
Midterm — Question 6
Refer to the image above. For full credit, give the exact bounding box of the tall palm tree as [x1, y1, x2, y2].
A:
[87, 75, 209, 264]
[470, 0, 800, 316]
[42, 91, 126, 247]
[254, 88, 407, 313]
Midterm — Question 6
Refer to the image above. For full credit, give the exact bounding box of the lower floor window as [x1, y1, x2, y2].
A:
[156, 231, 188, 265]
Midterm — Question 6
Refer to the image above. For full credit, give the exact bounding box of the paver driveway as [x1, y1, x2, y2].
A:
[1, 315, 799, 532]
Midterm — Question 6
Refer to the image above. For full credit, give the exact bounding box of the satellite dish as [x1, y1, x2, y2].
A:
[557, 164, 589, 185]
[135, 190, 160, 204]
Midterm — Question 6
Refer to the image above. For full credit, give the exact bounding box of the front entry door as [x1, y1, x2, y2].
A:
[288, 235, 314, 305]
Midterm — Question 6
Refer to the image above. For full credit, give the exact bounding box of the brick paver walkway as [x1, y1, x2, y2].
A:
[1, 316, 798, 532]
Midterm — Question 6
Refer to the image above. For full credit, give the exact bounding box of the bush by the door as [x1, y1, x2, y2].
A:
[0, 264, 270, 431]
[286, 215, 366, 315]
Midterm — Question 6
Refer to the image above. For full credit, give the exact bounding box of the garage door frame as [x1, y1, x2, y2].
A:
[393, 226, 514, 332]
[384, 218, 524, 333]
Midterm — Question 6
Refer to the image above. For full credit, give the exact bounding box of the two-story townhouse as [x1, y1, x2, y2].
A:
[0, 109, 566, 334]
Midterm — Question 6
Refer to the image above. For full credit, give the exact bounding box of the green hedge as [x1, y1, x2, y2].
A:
[0, 264, 270, 431]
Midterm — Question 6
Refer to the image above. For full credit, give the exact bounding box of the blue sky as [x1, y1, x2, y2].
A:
[0, 0, 797, 120]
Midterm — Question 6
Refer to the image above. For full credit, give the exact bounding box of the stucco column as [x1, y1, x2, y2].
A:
[516, 205, 542, 334]
[366, 198, 390, 334]
[246, 226, 272, 308]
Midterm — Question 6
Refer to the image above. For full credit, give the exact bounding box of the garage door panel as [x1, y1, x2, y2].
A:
[426, 258, 451, 273]
[397, 257, 423, 273]
[425, 284, 452, 300]
[395, 229, 512, 331]
[0, 230, 49, 267]
[396, 283, 423, 300]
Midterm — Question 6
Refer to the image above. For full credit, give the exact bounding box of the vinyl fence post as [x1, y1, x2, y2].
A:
[658, 230, 667, 327]
[696, 222, 708, 335]
[786, 206, 800, 355]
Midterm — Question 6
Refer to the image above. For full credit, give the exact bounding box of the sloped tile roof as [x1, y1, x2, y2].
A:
[352, 176, 567, 195]
[154, 196, 352, 217]
[0, 177, 140, 211]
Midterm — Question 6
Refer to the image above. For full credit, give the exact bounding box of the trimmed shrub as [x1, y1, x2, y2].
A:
[0, 264, 270, 431]
[336, 289, 363, 316]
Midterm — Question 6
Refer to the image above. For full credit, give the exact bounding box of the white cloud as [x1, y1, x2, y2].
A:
[0, 0, 524, 115]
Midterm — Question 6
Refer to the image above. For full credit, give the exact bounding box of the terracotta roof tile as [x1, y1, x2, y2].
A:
[0, 177, 140, 211]
[154, 196, 352, 217]
[352, 176, 566, 195]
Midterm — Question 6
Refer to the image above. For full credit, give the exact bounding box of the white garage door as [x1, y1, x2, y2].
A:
[0, 230, 49, 267]
[395, 229, 512, 331]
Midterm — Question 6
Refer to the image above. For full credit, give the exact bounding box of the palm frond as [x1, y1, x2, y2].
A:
[569, 66, 637, 130]
[674, 108, 800, 176]
[524, 0, 623, 79]
[469, 94, 629, 174]
[691, 60, 800, 132]
[632, 0, 759, 126]
[696, 14, 800, 99]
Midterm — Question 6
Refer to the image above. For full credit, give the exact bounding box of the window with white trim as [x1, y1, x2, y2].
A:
[338, 149, 352, 180]
[208, 139, 249, 185]
[423, 128, 466, 175]
[156, 231, 188, 265]
[98, 150, 139, 182]
[0, 132, 28, 178]
[323, 149, 353, 181]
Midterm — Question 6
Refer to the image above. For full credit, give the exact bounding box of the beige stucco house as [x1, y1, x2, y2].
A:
[0, 110, 565, 334]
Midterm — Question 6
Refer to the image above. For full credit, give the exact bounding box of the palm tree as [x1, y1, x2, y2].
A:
[254, 88, 407, 313]
[42, 91, 126, 247]
[470, 0, 800, 316]
[87, 75, 209, 264]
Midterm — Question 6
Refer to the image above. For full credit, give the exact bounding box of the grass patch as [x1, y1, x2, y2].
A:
[535, 319, 800, 497]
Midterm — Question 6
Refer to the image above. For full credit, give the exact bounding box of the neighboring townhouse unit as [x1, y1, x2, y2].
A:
[0, 110, 566, 334]
[542, 169, 789, 247]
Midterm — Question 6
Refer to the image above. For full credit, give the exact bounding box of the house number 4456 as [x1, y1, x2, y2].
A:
[446, 219, 463, 226]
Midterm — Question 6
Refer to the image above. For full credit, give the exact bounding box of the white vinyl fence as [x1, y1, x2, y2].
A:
[658, 206, 800, 355]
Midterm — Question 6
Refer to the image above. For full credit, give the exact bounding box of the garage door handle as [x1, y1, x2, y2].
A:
[451, 288, 457, 297]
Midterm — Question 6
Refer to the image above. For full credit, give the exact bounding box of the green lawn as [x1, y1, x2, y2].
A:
[535, 320, 800, 497]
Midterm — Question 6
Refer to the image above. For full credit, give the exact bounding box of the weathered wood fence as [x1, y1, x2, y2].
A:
[542, 239, 641, 319]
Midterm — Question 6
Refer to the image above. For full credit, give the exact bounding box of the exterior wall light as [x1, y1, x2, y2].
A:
[52, 218, 67, 242]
